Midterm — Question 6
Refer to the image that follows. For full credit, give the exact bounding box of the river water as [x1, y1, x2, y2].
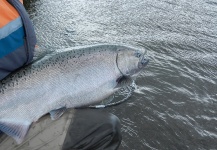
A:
[25, 0, 217, 149]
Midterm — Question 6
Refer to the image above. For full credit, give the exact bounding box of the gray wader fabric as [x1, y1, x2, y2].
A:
[0, 109, 122, 150]
[62, 109, 122, 150]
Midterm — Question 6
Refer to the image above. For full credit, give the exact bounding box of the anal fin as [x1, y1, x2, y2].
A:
[0, 118, 31, 144]
[49, 107, 67, 120]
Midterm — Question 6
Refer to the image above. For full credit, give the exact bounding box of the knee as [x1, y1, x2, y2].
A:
[62, 110, 122, 150]
[105, 113, 122, 142]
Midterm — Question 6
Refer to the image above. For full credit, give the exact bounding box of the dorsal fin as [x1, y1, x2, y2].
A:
[0, 118, 31, 144]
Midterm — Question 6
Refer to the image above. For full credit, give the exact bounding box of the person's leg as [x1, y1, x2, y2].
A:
[0, 131, 3, 135]
[62, 109, 122, 150]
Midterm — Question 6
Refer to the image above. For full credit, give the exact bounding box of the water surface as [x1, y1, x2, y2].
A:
[25, 0, 217, 149]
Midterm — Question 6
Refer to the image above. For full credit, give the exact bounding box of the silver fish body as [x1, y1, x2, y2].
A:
[0, 44, 149, 143]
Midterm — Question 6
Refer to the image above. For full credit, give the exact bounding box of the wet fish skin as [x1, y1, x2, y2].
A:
[0, 44, 149, 144]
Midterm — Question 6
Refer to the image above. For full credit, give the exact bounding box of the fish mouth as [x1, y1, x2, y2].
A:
[138, 53, 149, 69]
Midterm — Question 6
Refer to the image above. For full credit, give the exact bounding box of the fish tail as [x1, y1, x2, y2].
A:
[0, 118, 31, 144]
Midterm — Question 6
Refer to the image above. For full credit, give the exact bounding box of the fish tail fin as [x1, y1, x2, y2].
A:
[0, 119, 31, 144]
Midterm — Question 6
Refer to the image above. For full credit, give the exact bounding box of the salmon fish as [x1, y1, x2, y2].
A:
[0, 44, 149, 144]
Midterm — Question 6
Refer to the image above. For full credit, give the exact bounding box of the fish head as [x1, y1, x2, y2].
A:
[116, 46, 149, 76]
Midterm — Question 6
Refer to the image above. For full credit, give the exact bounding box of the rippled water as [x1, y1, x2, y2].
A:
[25, 0, 217, 149]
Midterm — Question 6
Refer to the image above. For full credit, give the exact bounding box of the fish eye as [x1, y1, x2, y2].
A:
[135, 51, 142, 58]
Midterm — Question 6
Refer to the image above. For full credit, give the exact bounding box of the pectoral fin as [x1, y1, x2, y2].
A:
[49, 107, 67, 120]
[0, 119, 31, 144]
[115, 76, 133, 88]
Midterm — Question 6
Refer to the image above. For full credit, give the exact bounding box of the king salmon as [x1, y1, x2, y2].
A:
[0, 44, 149, 144]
